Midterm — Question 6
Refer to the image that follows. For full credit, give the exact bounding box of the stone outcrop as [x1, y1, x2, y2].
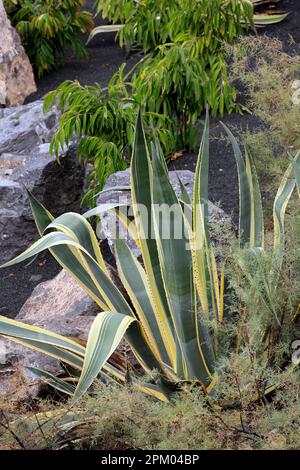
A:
[0, 0, 36, 106]
[0, 99, 84, 263]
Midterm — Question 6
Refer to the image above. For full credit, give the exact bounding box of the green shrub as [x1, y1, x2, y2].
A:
[119, 0, 252, 52]
[2, 371, 300, 450]
[3, 0, 19, 14]
[5, 0, 94, 77]
[92, 0, 253, 150]
[44, 70, 173, 206]
[132, 38, 236, 149]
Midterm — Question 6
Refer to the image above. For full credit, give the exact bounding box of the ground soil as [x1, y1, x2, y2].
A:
[1, 0, 299, 318]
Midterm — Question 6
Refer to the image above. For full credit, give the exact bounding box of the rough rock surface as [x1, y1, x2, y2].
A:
[0, 99, 84, 263]
[0, 0, 36, 106]
[0, 99, 60, 155]
[17, 270, 99, 335]
[97, 168, 228, 258]
[0, 270, 99, 399]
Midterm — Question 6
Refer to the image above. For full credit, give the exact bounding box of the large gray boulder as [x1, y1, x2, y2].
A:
[0, 0, 36, 106]
[17, 270, 99, 336]
[0, 270, 99, 399]
[97, 168, 228, 258]
[0, 99, 84, 263]
[0, 99, 59, 155]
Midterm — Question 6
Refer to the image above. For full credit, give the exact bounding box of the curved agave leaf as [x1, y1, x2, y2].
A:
[193, 111, 211, 319]
[235, 248, 280, 325]
[0, 229, 132, 316]
[151, 129, 214, 385]
[115, 238, 171, 367]
[177, 175, 191, 205]
[84, 203, 140, 249]
[192, 112, 224, 327]
[221, 122, 251, 247]
[72, 311, 135, 403]
[273, 152, 299, 284]
[94, 185, 131, 198]
[130, 113, 176, 367]
[83, 202, 128, 219]
[0, 313, 169, 401]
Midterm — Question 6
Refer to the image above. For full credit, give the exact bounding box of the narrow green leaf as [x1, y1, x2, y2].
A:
[221, 122, 251, 247]
[72, 311, 134, 403]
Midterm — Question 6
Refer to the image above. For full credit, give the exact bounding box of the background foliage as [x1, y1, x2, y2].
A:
[47, 0, 253, 202]
[94, 0, 253, 149]
[44, 69, 173, 206]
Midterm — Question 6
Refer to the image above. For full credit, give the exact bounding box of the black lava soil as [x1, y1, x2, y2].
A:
[1, 0, 299, 318]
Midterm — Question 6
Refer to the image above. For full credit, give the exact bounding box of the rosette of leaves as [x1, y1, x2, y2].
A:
[0, 112, 299, 405]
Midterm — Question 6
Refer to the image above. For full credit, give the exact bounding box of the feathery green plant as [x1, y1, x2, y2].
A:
[0, 113, 298, 404]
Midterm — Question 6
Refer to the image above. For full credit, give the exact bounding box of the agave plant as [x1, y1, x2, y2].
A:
[247, 0, 288, 25]
[0, 113, 298, 403]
